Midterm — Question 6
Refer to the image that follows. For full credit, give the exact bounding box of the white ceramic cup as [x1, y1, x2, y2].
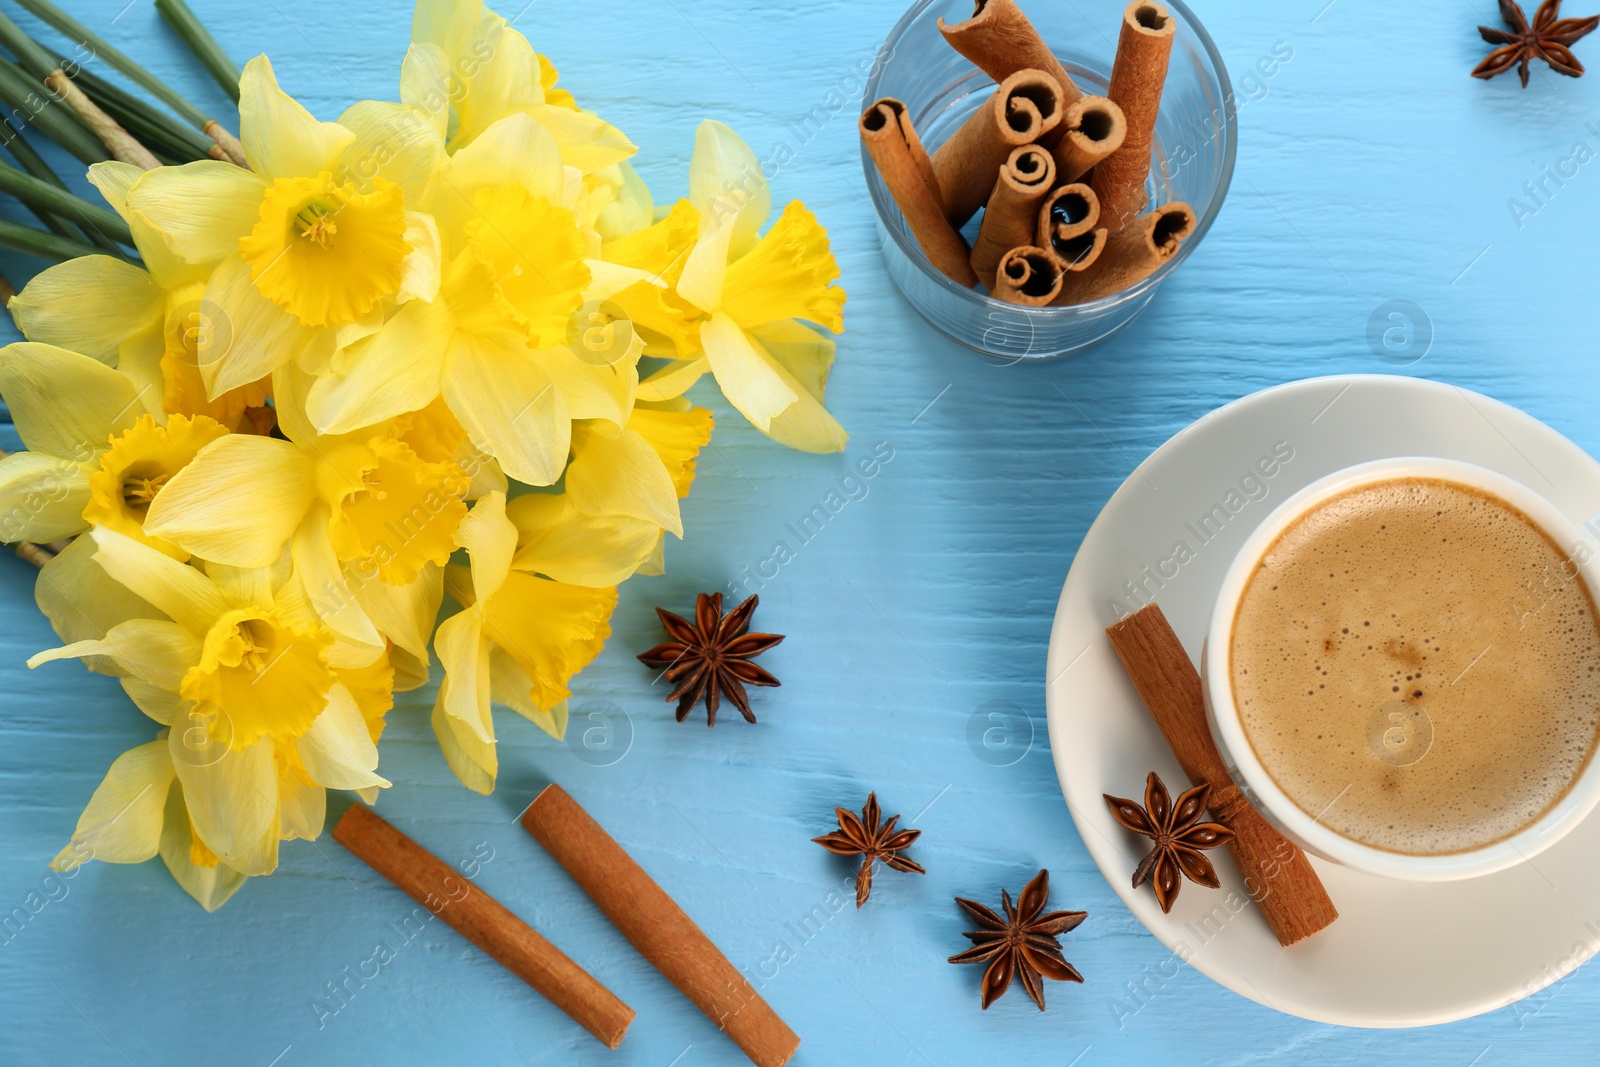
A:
[1201, 456, 1600, 881]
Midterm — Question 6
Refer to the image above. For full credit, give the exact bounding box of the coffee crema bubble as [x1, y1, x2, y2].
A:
[1230, 477, 1600, 856]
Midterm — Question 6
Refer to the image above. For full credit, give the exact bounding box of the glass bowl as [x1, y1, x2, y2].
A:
[861, 0, 1236, 361]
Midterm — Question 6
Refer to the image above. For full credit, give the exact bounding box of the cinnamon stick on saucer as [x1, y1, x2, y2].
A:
[992, 245, 1063, 306]
[1105, 605, 1338, 947]
[930, 68, 1064, 228]
[938, 0, 1083, 110]
[1055, 201, 1193, 304]
[1051, 95, 1127, 184]
[971, 145, 1056, 288]
[332, 805, 635, 1048]
[860, 99, 979, 288]
[523, 785, 801, 1067]
[1092, 2, 1177, 229]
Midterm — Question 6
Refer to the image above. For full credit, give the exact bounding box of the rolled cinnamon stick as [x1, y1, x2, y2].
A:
[1092, 2, 1177, 229]
[1105, 604, 1338, 947]
[991, 245, 1062, 306]
[970, 145, 1055, 288]
[1035, 183, 1099, 248]
[522, 785, 800, 1067]
[1051, 95, 1127, 184]
[332, 805, 634, 1049]
[938, 0, 1082, 110]
[860, 99, 979, 287]
[1055, 201, 1193, 304]
[930, 68, 1063, 229]
[1045, 228, 1108, 297]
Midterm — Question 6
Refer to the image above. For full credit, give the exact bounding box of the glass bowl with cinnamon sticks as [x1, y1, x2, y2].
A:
[860, 0, 1235, 360]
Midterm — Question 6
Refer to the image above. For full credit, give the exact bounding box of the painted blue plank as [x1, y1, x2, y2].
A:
[0, 0, 1596, 1064]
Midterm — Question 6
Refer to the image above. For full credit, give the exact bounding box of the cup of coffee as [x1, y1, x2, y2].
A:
[1201, 457, 1600, 881]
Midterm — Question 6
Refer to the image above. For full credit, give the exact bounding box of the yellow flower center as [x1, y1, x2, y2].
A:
[238, 172, 410, 327]
[456, 182, 590, 348]
[84, 413, 230, 560]
[720, 201, 846, 333]
[321, 435, 469, 586]
[180, 607, 335, 749]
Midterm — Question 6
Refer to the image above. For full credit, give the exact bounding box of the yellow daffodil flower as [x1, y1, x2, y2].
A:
[433, 491, 615, 792]
[29, 528, 393, 877]
[83, 413, 229, 559]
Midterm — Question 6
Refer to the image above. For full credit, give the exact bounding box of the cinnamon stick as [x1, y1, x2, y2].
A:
[1045, 228, 1108, 295]
[1035, 183, 1099, 248]
[522, 785, 800, 1067]
[1092, 2, 1177, 229]
[1051, 95, 1127, 184]
[930, 68, 1063, 229]
[970, 145, 1055, 288]
[332, 805, 634, 1049]
[860, 99, 979, 287]
[1054, 201, 1193, 304]
[938, 0, 1083, 110]
[1105, 604, 1338, 946]
[991, 245, 1062, 306]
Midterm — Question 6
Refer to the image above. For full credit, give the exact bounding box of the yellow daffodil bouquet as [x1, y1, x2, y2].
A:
[0, 0, 846, 910]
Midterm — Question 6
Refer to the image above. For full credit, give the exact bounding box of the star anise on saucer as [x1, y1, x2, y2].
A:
[1473, 0, 1599, 87]
[812, 793, 926, 907]
[1104, 771, 1235, 914]
[636, 593, 783, 726]
[947, 869, 1086, 1011]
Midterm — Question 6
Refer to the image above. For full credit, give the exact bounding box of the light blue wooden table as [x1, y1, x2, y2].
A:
[2, 0, 1598, 1063]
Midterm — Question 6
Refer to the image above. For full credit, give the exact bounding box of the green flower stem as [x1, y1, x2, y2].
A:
[0, 10, 57, 79]
[154, 0, 239, 104]
[0, 158, 132, 246]
[11, 0, 213, 130]
[0, 56, 107, 164]
[74, 67, 214, 160]
[0, 115, 84, 241]
[0, 215, 102, 260]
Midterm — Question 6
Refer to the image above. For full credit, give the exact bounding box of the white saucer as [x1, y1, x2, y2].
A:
[1045, 374, 1600, 1028]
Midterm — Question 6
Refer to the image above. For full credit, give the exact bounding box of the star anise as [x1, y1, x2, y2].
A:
[812, 793, 925, 907]
[636, 593, 783, 726]
[1474, 0, 1599, 87]
[1104, 771, 1235, 914]
[947, 869, 1086, 1011]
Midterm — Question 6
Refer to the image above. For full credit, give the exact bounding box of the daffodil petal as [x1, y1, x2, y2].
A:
[353, 563, 442, 666]
[296, 683, 389, 789]
[583, 259, 663, 303]
[121, 677, 182, 725]
[450, 21, 542, 148]
[480, 572, 615, 710]
[93, 618, 201, 690]
[158, 783, 249, 911]
[410, 0, 481, 57]
[488, 647, 566, 738]
[539, 339, 640, 428]
[34, 536, 161, 670]
[442, 333, 571, 486]
[125, 161, 264, 266]
[337, 100, 444, 203]
[168, 731, 278, 876]
[747, 323, 849, 454]
[595, 160, 654, 241]
[430, 691, 496, 794]
[399, 211, 442, 303]
[398, 43, 450, 136]
[0, 451, 90, 543]
[87, 162, 201, 289]
[434, 607, 492, 743]
[0, 342, 143, 459]
[144, 434, 316, 567]
[630, 401, 714, 497]
[306, 296, 450, 434]
[52, 738, 174, 869]
[277, 772, 325, 841]
[292, 505, 382, 648]
[239, 55, 355, 181]
[8, 256, 162, 363]
[675, 213, 735, 315]
[636, 357, 709, 401]
[507, 492, 661, 587]
[700, 312, 796, 432]
[88, 526, 228, 634]
[457, 491, 516, 604]
[689, 119, 769, 260]
[532, 104, 637, 175]
[436, 112, 564, 215]
[565, 424, 682, 536]
[201, 255, 319, 398]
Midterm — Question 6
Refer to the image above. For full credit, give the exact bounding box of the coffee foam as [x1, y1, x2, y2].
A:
[1230, 478, 1600, 856]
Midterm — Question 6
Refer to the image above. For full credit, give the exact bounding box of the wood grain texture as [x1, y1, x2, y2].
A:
[2, 0, 1599, 1063]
